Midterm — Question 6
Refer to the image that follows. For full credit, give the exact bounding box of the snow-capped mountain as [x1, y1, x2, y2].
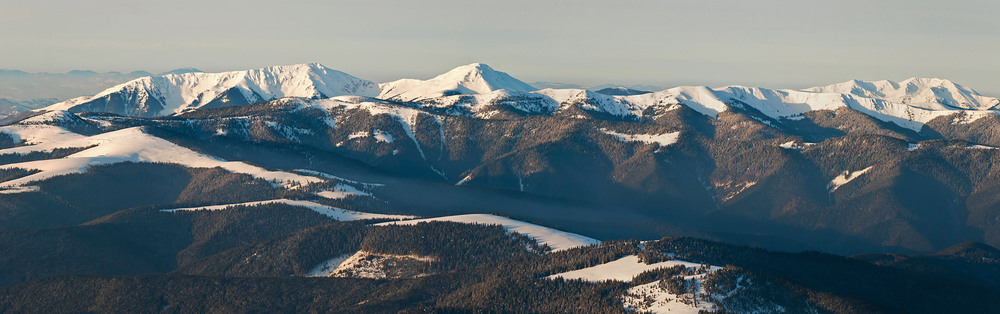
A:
[22, 62, 1000, 133]
[377, 63, 537, 101]
[41, 63, 379, 117]
[531, 81, 999, 131]
[805, 78, 1000, 111]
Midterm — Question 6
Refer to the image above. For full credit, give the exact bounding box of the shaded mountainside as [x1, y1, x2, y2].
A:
[35, 90, 1000, 254]
[0, 126, 997, 312]
[852, 241, 1000, 288]
[2, 218, 999, 313]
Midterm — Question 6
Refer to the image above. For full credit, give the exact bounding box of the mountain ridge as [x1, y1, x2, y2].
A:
[378, 63, 538, 101]
[40, 63, 379, 117]
[20, 63, 1000, 136]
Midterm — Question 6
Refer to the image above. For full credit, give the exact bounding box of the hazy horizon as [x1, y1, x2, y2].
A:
[2, 0, 998, 95]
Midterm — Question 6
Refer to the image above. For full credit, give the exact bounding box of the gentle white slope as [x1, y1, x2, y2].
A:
[0, 124, 86, 145]
[378, 63, 537, 101]
[43, 63, 379, 116]
[0, 127, 323, 191]
[375, 214, 599, 251]
[162, 199, 413, 221]
[547, 255, 720, 282]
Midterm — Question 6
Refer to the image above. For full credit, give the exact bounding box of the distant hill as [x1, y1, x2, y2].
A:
[0, 98, 57, 119]
[593, 86, 651, 96]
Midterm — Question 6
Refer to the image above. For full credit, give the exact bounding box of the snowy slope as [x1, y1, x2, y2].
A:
[42, 63, 379, 117]
[625, 278, 718, 314]
[161, 199, 413, 221]
[828, 166, 873, 192]
[547, 255, 720, 282]
[0, 127, 324, 191]
[599, 128, 680, 147]
[549, 255, 723, 314]
[0, 124, 87, 145]
[378, 63, 537, 101]
[375, 214, 599, 251]
[306, 254, 352, 277]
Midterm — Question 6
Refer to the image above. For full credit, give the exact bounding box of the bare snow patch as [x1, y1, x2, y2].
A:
[317, 184, 372, 199]
[828, 166, 873, 192]
[455, 174, 473, 186]
[347, 129, 393, 143]
[161, 199, 413, 221]
[306, 254, 352, 277]
[967, 144, 999, 150]
[600, 128, 680, 147]
[348, 131, 367, 140]
[291, 169, 384, 187]
[376, 214, 598, 252]
[372, 129, 394, 143]
[778, 141, 815, 151]
[547, 255, 720, 282]
[325, 250, 437, 279]
[0, 186, 39, 194]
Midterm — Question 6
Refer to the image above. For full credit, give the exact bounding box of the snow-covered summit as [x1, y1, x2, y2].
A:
[378, 63, 537, 101]
[41, 63, 380, 117]
[805, 78, 1000, 111]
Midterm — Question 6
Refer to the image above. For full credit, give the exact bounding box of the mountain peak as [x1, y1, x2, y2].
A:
[457, 62, 490, 69]
[378, 63, 536, 101]
[447, 63, 494, 74]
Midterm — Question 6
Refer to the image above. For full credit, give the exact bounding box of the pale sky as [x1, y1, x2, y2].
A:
[2, 0, 999, 94]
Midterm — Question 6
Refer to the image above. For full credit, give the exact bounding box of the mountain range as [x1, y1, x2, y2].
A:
[29, 63, 1000, 131]
[2, 63, 1000, 313]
